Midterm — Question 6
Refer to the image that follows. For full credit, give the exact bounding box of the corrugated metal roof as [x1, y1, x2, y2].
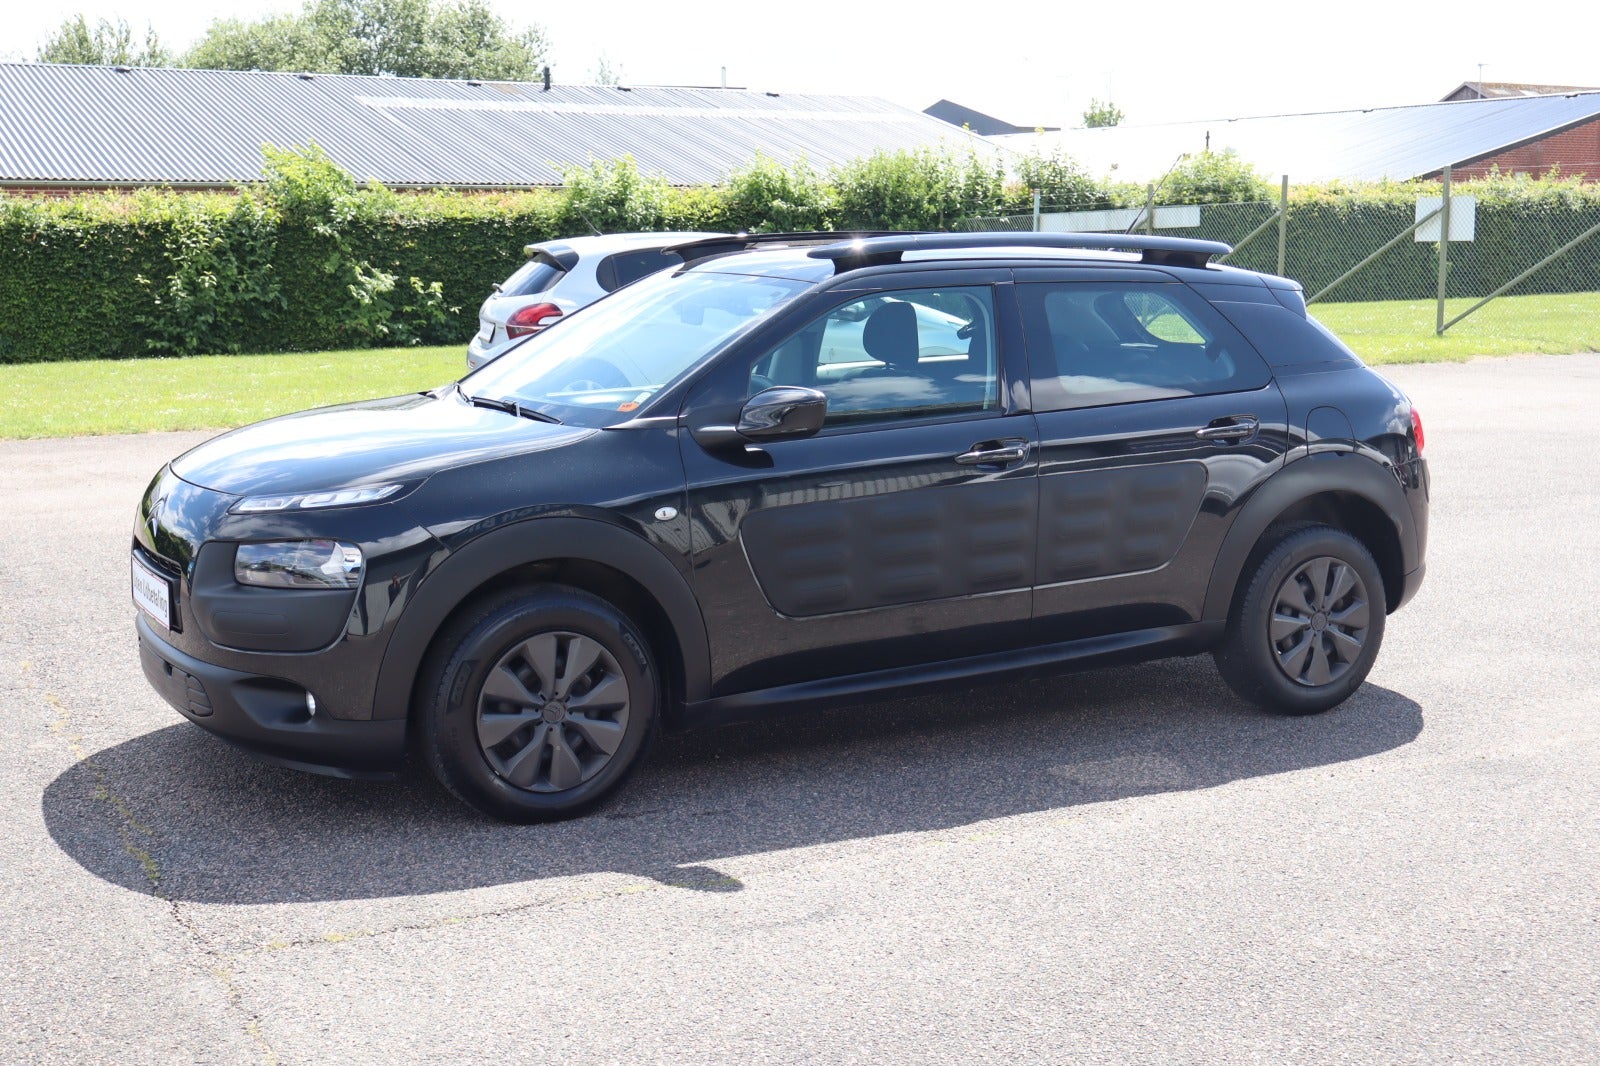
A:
[0, 63, 996, 188]
[989, 93, 1600, 183]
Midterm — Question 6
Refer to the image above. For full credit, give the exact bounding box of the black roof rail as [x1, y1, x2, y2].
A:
[666, 230, 927, 265]
[806, 231, 1233, 272]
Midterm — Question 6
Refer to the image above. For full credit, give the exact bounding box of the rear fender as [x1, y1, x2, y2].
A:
[1202, 455, 1419, 621]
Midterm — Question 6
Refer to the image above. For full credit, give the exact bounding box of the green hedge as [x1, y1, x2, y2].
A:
[0, 150, 572, 361]
[2, 147, 1598, 363]
[1178, 176, 1600, 302]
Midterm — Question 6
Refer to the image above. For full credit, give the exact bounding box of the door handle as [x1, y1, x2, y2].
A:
[955, 439, 1029, 466]
[1195, 416, 1259, 442]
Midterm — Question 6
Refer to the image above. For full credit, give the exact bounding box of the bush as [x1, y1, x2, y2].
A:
[831, 146, 1007, 230]
[135, 193, 283, 354]
[1010, 147, 1107, 210]
[1156, 150, 1273, 205]
[558, 156, 669, 236]
[722, 154, 834, 232]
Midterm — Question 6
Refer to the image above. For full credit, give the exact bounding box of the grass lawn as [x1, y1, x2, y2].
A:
[0, 345, 464, 439]
[1, 289, 1597, 439]
[1312, 290, 1600, 363]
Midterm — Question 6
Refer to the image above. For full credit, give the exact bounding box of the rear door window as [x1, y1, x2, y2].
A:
[1018, 282, 1270, 411]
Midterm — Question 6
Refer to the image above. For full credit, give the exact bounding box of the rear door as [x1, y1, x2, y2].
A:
[1015, 269, 1289, 640]
[679, 272, 1039, 697]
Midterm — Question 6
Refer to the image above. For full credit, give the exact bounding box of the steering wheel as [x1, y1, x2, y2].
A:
[556, 358, 628, 393]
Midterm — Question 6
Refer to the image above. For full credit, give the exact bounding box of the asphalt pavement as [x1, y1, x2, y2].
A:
[1, 354, 1596, 1064]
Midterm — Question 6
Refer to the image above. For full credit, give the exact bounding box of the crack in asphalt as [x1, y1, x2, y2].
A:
[239, 868, 746, 959]
[44, 688, 280, 1066]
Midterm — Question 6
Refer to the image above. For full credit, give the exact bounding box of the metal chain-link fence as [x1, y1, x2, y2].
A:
[958, 170, 1600, 358]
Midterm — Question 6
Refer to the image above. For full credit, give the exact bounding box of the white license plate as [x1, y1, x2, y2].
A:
[131, 555, 173, 630]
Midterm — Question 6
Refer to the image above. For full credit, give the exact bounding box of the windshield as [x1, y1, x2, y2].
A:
[464, 269, 809, 419]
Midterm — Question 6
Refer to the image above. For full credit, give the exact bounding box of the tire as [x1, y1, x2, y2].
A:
[1214, 525, 1386, 715]
[418, 584, 658, 822]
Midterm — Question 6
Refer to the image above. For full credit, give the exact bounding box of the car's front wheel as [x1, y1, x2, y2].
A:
[418, 585, 657, 821]
[1214, 525, 1386, 715]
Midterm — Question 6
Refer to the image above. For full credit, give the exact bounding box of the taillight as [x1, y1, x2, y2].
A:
[504, 302, 564, 338]
[1410, 406, 1425, 455]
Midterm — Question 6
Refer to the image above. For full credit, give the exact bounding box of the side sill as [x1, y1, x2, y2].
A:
[673, 621, 1224, 731]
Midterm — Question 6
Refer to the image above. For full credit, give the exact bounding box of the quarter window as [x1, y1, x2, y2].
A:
[597, 249, 684, 292]
[1018, 282, 1269, 411]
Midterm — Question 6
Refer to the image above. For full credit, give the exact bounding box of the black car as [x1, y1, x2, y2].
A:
[131, 232, 1429, 821]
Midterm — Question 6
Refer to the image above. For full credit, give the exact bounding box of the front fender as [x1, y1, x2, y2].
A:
[370, 516, 709, 720]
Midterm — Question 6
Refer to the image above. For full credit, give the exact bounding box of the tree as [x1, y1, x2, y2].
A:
[37, 15, 171, 67]
[1082, 98, 1125, 128]
[183, 0, 548, 81]
[182, 14, 331, 75]
[592, 54, 622, 86]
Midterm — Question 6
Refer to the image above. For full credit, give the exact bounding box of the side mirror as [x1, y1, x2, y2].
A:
[691, 386, 828, 452]
[737, 386, 828, 442]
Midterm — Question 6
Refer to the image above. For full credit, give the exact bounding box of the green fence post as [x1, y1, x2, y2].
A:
[1436, 166, 1452, 336]
[1033, 189, 1041, 233]
[1145, 185, 1156, 235]
[1277, 175, 1289, 277]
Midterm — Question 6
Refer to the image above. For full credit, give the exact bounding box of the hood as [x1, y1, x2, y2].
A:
[171, 391, 594, 496]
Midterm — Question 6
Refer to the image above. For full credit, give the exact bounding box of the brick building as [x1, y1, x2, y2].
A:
[1441, 113, 1600, 180]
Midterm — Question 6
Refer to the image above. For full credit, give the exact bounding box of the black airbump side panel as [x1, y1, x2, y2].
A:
[1038, 462, 1207, 584]
[741, 480, 1037, 617]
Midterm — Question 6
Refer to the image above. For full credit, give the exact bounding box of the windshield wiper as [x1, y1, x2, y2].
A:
[458, 385, 562, 424]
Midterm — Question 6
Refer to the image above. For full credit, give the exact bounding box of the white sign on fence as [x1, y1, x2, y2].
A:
[1414, 196, 1477, 241]
[1039, 205, 1203, 233]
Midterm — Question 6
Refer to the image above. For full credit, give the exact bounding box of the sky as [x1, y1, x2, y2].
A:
[3, 0, 1599, 128]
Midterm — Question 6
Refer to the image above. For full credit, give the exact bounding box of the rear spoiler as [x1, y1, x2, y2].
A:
[520, 242, 581, 272]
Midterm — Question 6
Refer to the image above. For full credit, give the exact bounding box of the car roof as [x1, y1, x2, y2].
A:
[531, 232, 730, 256]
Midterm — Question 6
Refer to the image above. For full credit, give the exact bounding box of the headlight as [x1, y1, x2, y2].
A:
[235, 540, 364, 589]
[232, 484, 403, 514]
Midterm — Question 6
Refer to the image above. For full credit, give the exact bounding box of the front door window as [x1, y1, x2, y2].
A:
[750, 287, 999, 426]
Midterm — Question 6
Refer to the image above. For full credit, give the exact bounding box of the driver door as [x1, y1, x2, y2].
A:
[679, 275, 1040, 698]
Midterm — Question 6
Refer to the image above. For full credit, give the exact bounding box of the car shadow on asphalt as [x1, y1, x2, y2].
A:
[42, 656, 1422, 904]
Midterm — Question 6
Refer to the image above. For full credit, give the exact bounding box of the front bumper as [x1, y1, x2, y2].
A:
[138, 615, 406, 779]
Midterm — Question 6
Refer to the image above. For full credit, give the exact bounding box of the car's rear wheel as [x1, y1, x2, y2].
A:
[418, 585, 657, 821]
[1214, 525, 1386, 715]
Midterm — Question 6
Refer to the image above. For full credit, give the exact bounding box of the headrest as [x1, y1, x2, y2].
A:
[862, 301, 919, 366]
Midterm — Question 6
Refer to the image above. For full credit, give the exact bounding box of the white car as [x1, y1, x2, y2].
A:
[466, 232, 728, 370]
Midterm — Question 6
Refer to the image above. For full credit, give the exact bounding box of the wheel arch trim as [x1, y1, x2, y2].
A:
[1202, 456, 1419, 622]
[371, 517, 708, 721]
